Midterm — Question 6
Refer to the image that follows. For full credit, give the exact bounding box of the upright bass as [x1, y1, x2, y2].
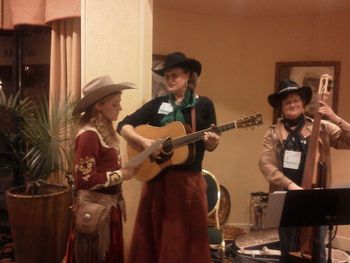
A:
[292, 74, 333, 261]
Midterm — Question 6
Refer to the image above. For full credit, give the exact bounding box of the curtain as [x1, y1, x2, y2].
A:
[48, 18, 81, 184]
[49, 18, 81, 105]
[0, 0, 80, 29]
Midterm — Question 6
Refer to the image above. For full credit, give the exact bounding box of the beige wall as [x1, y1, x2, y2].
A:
[82, 0, 153, 257]
[153, 8, 350, 244]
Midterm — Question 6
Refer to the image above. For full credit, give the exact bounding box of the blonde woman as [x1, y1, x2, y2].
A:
[64, 76, 138, 263]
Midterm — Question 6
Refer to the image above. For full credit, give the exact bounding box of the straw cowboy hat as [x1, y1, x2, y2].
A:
[268, 79, 312, 109]
[152, 52, 202, 76]
[73, 75, 135, 115]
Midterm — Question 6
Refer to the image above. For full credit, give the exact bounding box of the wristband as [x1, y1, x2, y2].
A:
[106, 170, 123, 186]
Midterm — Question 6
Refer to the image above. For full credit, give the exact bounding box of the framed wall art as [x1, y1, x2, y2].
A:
[152, 54, 168, 98]
[273, 61, 341, 123]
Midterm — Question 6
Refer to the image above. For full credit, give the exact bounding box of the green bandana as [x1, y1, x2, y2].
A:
[160, 90, 196, 126]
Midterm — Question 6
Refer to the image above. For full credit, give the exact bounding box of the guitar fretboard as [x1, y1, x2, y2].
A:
[164, 121, 237, 148]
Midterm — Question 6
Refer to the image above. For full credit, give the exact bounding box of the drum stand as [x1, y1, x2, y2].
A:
[326, 218, 335, 263]
[249, 191, 268, 231]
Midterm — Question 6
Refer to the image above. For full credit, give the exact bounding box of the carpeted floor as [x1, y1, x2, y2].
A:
[11, 225, 350, 263]
[0, 232, 15, 263]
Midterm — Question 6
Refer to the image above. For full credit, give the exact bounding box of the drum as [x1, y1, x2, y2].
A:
[234, 252, 280, 262]
[234, 228, 279, 250]
[233, 229, 281, 262]
[327, 249, 349, 263]
[233, 228, 349, 263]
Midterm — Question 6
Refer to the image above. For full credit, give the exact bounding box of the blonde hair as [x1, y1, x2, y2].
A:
[79, 93, 120, 147]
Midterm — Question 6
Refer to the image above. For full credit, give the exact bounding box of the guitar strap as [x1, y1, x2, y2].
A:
[191, 106, 196, 132]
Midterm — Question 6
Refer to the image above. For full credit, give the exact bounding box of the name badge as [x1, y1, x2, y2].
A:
[283, 150, 301, 170]
[158, 102, 173, 115]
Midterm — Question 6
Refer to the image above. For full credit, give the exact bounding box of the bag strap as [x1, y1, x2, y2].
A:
[191, 106, 196, 132]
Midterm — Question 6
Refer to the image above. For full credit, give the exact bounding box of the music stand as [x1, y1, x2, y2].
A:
[264, 188, 350, 263]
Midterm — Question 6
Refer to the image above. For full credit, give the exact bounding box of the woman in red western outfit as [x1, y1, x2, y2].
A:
[64, 75, 138, 263]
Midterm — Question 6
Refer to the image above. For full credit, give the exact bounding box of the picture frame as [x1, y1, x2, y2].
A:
[273, 61, 341, 123]
[152, 54, 168, 98]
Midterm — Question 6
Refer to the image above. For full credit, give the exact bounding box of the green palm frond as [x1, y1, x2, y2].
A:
[23, 95, 78, 182]
[0, 90, 35, 169]
[0, 90, 35, 115]
[0, 89, 79, 191]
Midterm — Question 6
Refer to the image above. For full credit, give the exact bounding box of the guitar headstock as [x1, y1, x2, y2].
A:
[236, 113, 263, 128]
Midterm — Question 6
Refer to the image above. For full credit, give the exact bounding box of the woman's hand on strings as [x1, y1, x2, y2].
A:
[318, 100, 339, 123]
[203, 124, 220, 151]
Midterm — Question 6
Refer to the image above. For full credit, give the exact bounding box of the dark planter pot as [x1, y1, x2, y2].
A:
[5, 184, 72, 263]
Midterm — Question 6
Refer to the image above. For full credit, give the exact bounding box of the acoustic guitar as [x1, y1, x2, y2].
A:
[127, 113, 263, 181]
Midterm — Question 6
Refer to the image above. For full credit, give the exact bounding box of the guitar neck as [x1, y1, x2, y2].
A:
[170, 121, 237, 148]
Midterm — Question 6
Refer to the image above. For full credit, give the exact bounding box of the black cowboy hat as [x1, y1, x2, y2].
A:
[268, 79, 312, 108]
[152, 52, 202, 76]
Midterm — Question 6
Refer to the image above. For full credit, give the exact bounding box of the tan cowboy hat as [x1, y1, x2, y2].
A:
[73, 75, 135, 115]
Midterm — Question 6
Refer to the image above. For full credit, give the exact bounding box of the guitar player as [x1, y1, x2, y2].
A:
[117, 51, 220, 263]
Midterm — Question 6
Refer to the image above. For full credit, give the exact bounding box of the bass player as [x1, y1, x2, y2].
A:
[258, 79, 350, 262]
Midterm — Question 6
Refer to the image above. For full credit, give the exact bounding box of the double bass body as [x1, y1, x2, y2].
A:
[292, 74, 333, 262]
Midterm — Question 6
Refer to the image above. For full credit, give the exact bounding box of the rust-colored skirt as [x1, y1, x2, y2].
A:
[128, 170, 210, 263]
[64, 206, 124, 263]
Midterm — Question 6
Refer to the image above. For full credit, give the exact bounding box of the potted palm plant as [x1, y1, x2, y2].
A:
[0, 89, 78, 263]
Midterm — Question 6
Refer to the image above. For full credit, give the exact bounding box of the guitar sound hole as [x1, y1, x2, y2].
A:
[162, 141, 173, 154]
[152, 139, 173, 164]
